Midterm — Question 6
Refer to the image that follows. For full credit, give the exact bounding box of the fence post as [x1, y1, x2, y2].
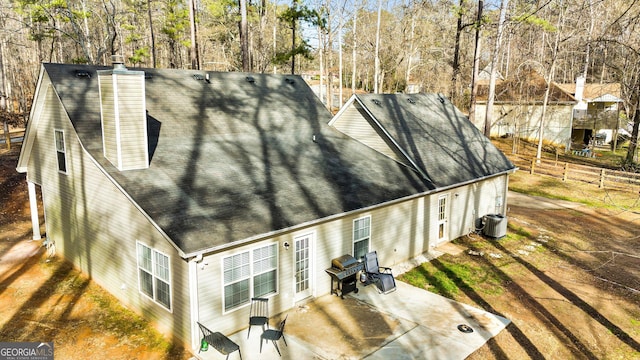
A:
[600, 168, 605, 188]
[563, 162, 569, 182]
[530, 158, 535, 175]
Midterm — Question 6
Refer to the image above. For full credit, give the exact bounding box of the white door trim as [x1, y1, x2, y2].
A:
[293, 232, 314, 303]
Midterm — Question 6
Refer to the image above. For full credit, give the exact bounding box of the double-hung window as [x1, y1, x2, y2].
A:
[54, 129, 67, 173]
[353, 216, 371, 259]
[223, 243, 277, 312]
[137, 242, 172, 310]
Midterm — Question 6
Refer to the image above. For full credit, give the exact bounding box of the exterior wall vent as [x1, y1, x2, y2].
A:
[482, 214, 507, 238]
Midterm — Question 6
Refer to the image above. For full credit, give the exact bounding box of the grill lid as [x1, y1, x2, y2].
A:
[332, 254, 359, 270]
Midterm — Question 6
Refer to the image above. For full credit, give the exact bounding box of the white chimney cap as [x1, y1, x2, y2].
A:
[111, 55, 126, 70]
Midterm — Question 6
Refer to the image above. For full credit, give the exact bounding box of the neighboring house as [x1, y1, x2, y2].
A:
[556, 78, 623, 146]
[474, 70, 622, 150]
[17, 62, 515, 352]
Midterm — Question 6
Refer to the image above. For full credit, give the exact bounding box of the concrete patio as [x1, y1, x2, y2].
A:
[193, 277, 510, 360]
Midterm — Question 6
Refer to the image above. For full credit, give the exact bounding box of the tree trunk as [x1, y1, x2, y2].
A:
[318, 24, 324, 104]
[351, 7, 357, 95]
[374, 0, 382, 94]
[189, 0, 199, 70]
[0, 40, 9, 150]
[536, 1, 565, 162]
[484, 0, 508, 137]
[81, 0, 94, 63]
[626, 96, 640, 163]
[148, 0, 157, 68]
[583, 0, 594, 79]
[273, 7, 277, 74]
[291, 3, 296, 75]
[326, 1, 333, 112]
[451, 0, 464, 104]
[338, 14, 343, 108]
[240, 0, 249, 72]
[406, 10, 415, 93]
[468, 0, 483, 124]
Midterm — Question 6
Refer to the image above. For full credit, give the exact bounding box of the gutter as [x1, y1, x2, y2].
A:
[182, 168, 518, 259]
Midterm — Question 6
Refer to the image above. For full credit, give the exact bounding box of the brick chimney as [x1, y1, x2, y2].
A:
[97, 55, 148, 171]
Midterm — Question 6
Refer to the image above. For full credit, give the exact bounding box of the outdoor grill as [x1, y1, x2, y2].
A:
[325, 254, 364, 299]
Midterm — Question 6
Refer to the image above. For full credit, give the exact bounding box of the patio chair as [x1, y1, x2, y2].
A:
[363, 251, 397, 294]
[260, 315, 288, 356]
[247, 297, 269, 339]
[197, 322, 242, 360]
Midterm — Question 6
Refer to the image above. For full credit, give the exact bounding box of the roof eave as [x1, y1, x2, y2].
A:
[182, 168, 517, 259]
[16, 65, 48, 173]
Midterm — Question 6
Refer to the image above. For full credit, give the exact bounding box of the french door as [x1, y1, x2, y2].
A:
[293, 233, 313, 301]
[436, 194, 450, 245]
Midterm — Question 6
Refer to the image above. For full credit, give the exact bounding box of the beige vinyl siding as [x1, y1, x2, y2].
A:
[99, 72, 148, 171]
[26, 85, 61, 186]
[27, 91, 191, 344]
[196, 176, 510, 337]
[195, 198, 428, 335]
[427, 176, 508, 245]
[331, 105, 406, 164]
[196, 218, 353, 335]
[99, 74, 118, 165]
[114, 74, 148, 170]
[366, 197, 430, 265]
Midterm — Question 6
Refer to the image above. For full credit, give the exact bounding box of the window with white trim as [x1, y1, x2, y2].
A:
[353, 216, 371, 259]
[54, 129, 67, 173]
[223, 244, 277, 312]
[137, 242, 171, 310]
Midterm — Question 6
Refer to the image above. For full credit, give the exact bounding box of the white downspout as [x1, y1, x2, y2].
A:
[27, 181, 41, 240]
[189, 256, 201, 352]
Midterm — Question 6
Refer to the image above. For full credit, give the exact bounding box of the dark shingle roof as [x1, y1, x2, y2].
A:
[353, 93, 515, 187]
[43, 64, 433, 256]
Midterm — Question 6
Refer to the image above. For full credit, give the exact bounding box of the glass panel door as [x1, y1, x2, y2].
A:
[437, 194, 449, 245]
[294, 233, 313, 301]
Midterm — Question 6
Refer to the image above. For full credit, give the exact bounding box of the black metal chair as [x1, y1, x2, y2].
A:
[363, 251, 397, 294]
[196, 322, 242, 360]
[247, 297, 269, 339]
[260, 315, 288, 356]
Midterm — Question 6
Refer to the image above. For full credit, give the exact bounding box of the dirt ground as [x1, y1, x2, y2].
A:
[0, 146, 193, 359]
[1, 142, 640, 360]
[462, 195, 640, 360]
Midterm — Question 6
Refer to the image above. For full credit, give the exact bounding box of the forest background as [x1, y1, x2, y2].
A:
[1, 0, 640, 163]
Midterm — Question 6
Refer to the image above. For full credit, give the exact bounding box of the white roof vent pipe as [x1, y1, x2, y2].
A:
[111, 54, 127, 71]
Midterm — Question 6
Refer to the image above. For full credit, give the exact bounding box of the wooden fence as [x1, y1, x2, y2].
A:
[1, 128, 25, 148]
[508, 154, 640, 192]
